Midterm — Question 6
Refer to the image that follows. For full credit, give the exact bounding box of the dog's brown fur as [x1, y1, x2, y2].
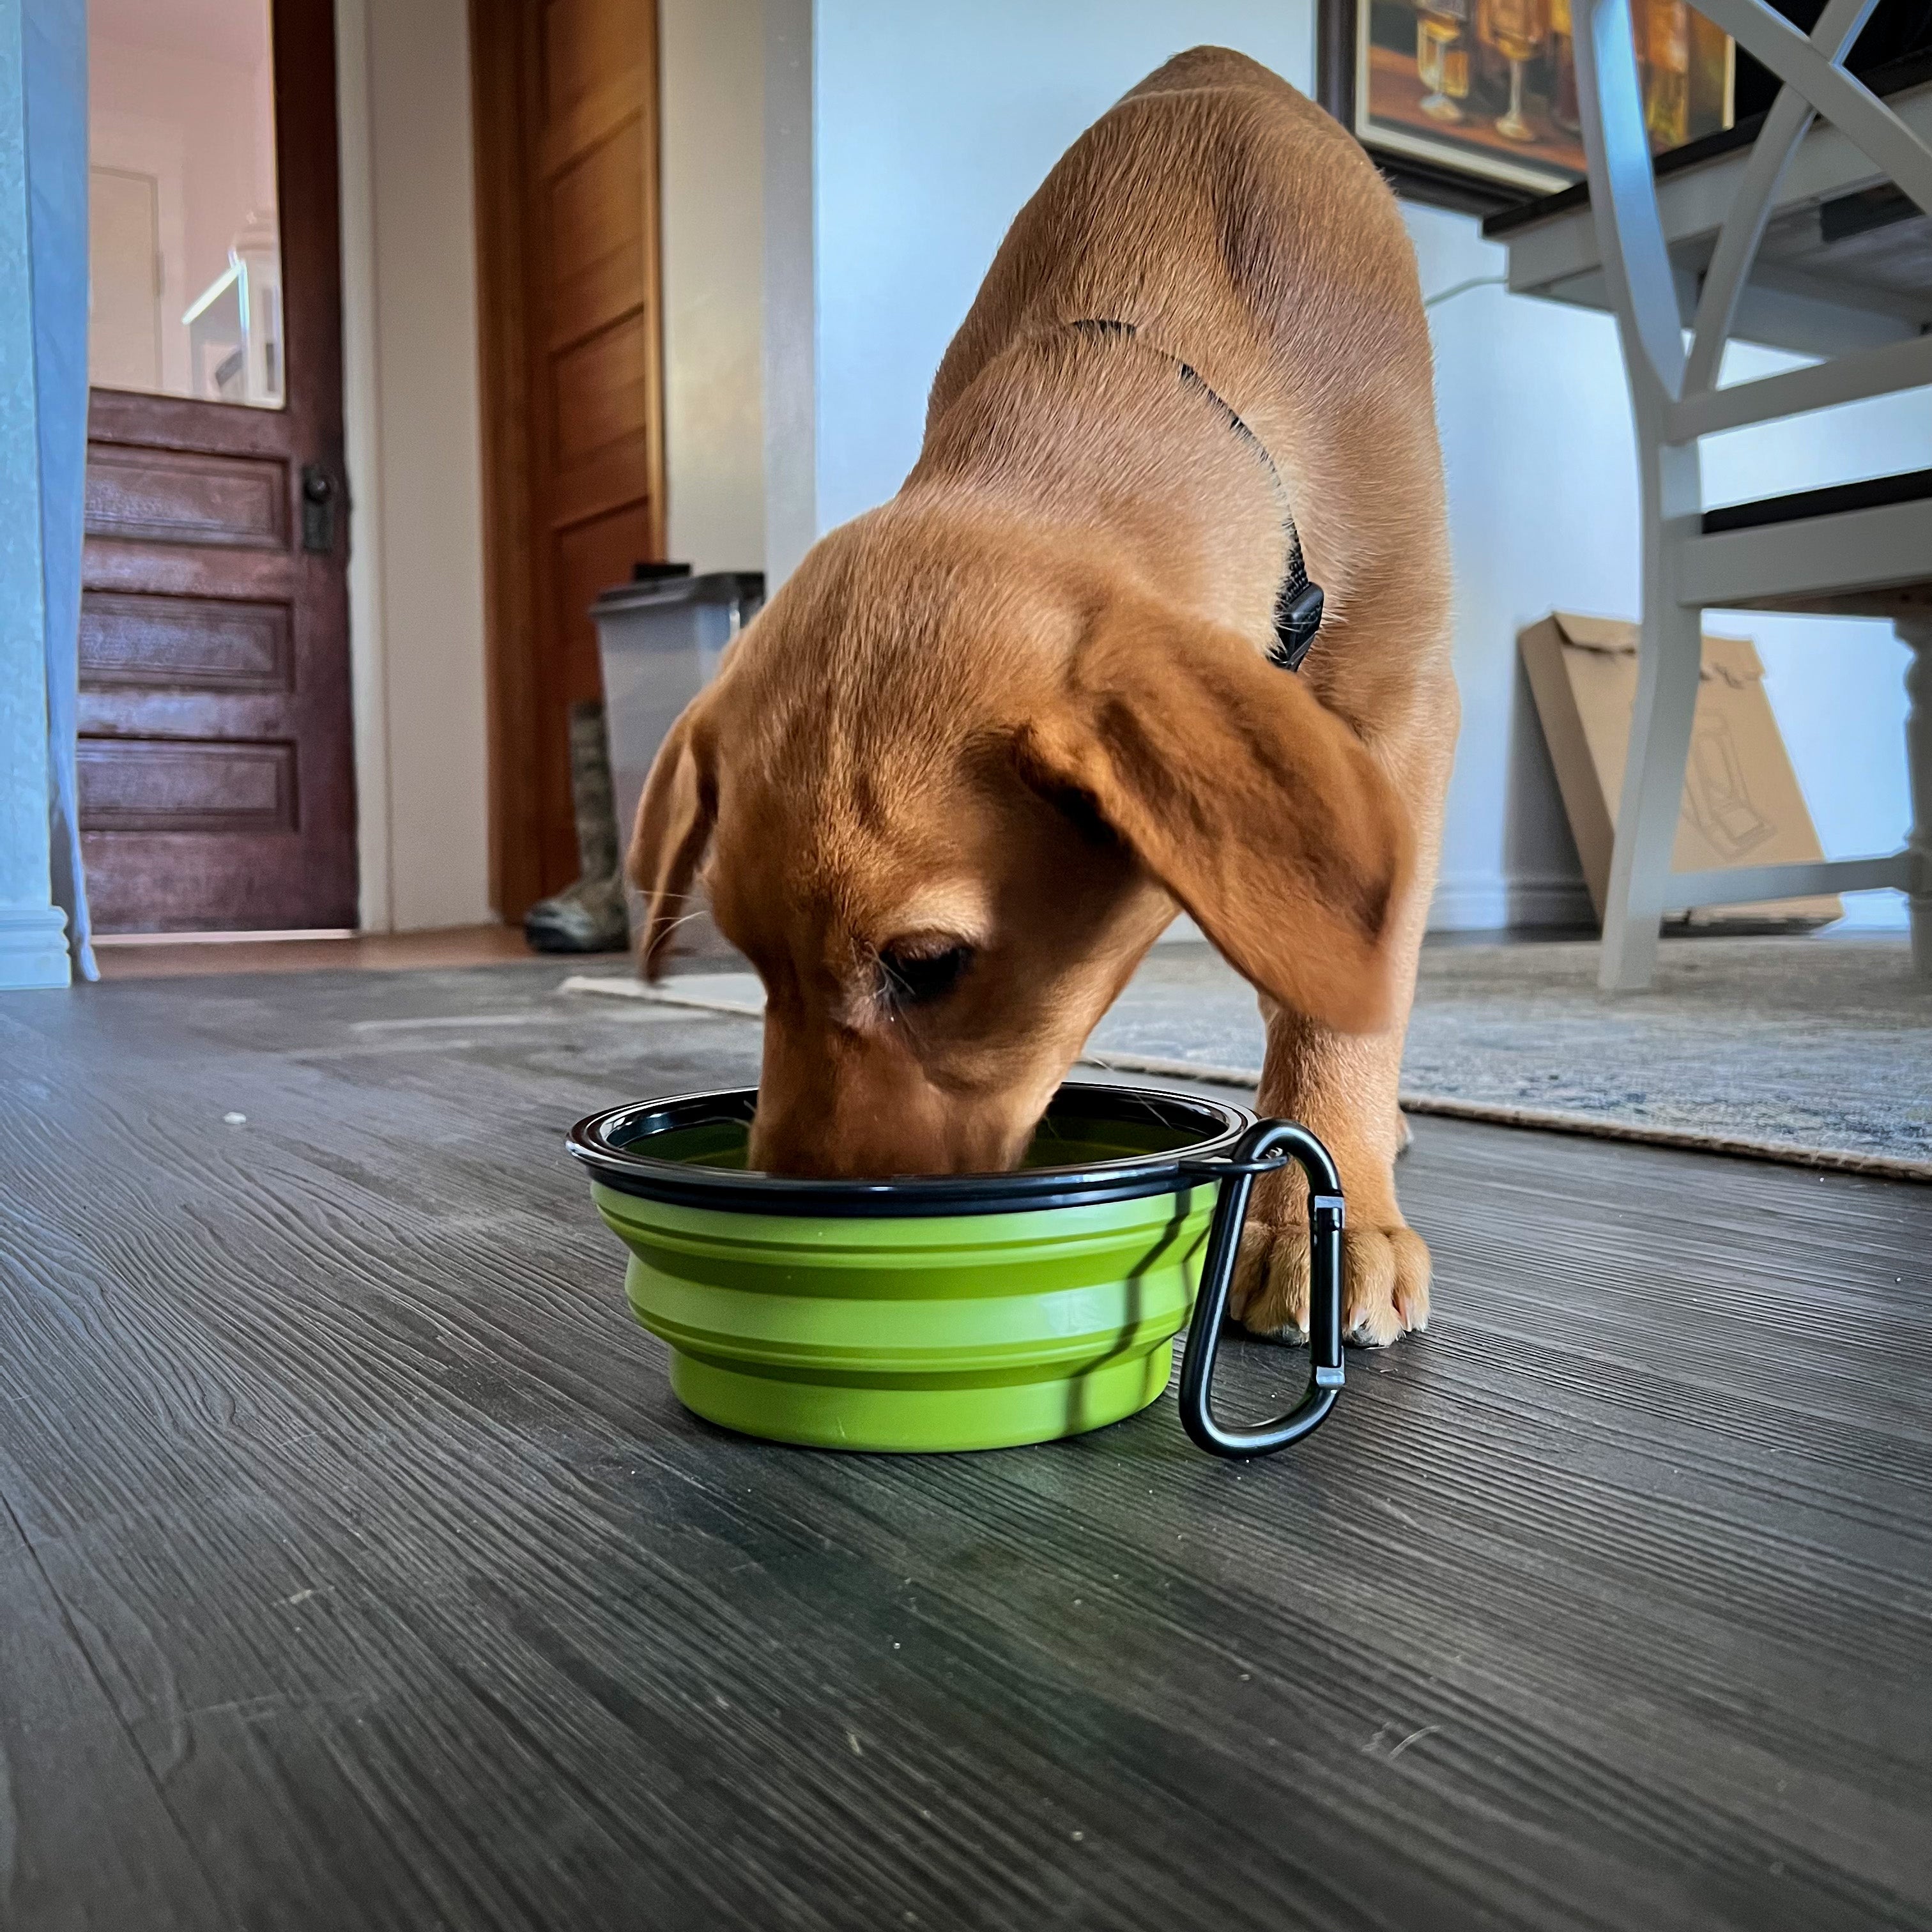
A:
[629, 49, 1457, 1346]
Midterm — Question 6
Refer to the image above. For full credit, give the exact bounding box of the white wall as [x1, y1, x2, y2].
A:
[335, 0, 492, 931]
[661, 0, 765, 574]
[811, 0, 1315, 535]
[763, 0, 816, 586]
[797, 0, 1926, 932]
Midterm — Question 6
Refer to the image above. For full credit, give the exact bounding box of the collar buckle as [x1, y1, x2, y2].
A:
[1269, 581, 1326, 672]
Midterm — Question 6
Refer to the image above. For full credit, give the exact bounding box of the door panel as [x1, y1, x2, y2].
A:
[81, 0, 354, 933]
[78, 739, 298, 834]
[549, 126, 645, 295]
[79, 593, 292, 693]
[84, 443, 291, 548]
[542, 0, 636, 118]
[555, 510, 653, 689]
[553, 325, 649, 465]
[472, 0, 666, 917]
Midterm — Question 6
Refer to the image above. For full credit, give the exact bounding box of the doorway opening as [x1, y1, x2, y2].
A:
[82, 0, 355, 934]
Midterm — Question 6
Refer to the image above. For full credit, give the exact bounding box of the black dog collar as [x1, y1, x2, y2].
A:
[1066, 318, 1324, 671]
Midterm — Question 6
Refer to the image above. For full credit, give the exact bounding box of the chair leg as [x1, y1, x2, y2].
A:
[1600, 598, 1704, 992]
[1902, 617, 1932, 979]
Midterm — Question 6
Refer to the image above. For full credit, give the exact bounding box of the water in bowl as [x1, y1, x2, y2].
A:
[624, 1105, 1205, 1176]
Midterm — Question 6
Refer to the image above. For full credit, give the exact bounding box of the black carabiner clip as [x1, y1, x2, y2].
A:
[1176, 1119, 1346, 1459]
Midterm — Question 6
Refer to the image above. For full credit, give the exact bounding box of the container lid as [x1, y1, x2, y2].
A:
[567, 1082, 1253, 1216]
[590, 571, 765, 617]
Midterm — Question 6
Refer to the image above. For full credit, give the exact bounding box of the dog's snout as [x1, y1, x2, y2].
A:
[747, 1064, 1034, 1180]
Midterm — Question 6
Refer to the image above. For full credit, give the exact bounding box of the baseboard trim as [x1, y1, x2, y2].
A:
[1430, 872, 1595, 933]
[1508, 877, 1597, 929]
[1429, 873, 1508, 931]
[0, 905, 72, 989]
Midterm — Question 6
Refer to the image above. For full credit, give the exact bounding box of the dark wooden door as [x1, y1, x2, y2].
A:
[80, 0, 355, 934]
[473, 0, 666, 918]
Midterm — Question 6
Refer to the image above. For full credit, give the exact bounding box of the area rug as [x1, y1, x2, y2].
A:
[562, 935, 1932, 1181]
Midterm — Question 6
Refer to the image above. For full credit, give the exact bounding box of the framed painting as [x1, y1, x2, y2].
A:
[1317, 0, 1736, 212]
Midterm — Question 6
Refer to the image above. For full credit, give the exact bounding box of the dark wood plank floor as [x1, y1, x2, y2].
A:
[1, 965, 1928, 1932]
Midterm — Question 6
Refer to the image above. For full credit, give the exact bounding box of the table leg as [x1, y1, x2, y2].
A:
[1901, 617, 1931, 979]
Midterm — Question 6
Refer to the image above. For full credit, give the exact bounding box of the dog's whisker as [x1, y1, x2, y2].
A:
[650, 908, 714, 944]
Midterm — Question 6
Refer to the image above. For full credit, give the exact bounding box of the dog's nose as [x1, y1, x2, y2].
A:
[747, 1110, 933, 1179]
[745, 1111, 835, 1176]
[748, 1094, 1024, 1179]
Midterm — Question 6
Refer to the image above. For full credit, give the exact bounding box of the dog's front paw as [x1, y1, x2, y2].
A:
[1229, 1216, 1431, 1349]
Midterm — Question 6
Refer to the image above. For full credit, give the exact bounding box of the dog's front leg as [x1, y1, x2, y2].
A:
[1230, 1004, 1428, 1347]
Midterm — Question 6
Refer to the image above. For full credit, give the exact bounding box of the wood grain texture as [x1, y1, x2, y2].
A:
[79, 592, 293, 694]
[0, 964, 1927, 1931]
[468, 0, 666, 919]
[82, 445, 291, 549]
[77, 738, 296, 834]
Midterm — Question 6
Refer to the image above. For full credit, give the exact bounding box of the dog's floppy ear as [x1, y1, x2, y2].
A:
[1018, 595, 1414, 1033]
[627, 698, 717, 980]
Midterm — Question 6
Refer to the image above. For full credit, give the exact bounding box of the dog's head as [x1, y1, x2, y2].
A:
[628, 507, 1413, 1177]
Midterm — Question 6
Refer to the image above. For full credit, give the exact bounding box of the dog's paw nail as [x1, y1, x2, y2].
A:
[1250, 1322, 1309, 1349]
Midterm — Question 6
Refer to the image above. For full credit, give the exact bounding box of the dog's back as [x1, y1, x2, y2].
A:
[926, 47, 1445, 647]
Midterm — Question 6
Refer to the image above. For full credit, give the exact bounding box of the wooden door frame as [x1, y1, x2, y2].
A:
[82, 0, 356, 933]
[468, 0, 668, 923]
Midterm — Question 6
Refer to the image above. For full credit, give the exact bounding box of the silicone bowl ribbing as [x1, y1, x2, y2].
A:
[569, 1083, 1252, 1452]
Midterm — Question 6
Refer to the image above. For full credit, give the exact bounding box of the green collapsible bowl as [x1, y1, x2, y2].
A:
[567, 1083, 1348, 1459]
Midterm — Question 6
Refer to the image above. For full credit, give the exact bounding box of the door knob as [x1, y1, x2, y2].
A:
[300, 463, 337, 554]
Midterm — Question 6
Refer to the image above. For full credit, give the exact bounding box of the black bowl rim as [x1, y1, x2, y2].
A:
[566, 1082, 1255, 1217]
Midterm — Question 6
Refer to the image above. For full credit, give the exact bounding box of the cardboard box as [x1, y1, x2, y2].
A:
[1518, 611, 1841, 930]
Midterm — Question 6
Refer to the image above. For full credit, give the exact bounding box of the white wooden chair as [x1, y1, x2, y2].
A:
[1572, 0, 1932, 988]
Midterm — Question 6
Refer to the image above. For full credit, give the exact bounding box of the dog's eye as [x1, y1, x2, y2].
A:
[877, 942, 975, 1009]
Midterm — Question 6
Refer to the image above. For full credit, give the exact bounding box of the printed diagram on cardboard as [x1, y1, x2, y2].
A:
[1685, 712, 1776, 860]
[1517, 611, 1841, 928]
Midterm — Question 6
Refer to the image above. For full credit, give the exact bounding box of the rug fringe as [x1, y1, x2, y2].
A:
[1393, 1093, 1932, 1183]
[1070, 1054, 1932, 1185]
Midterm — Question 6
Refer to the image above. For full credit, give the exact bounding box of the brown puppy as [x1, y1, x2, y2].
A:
[629, 48, 1456, 1347]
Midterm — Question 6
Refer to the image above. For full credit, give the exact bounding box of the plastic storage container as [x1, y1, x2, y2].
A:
[592, 566, 764, 859]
